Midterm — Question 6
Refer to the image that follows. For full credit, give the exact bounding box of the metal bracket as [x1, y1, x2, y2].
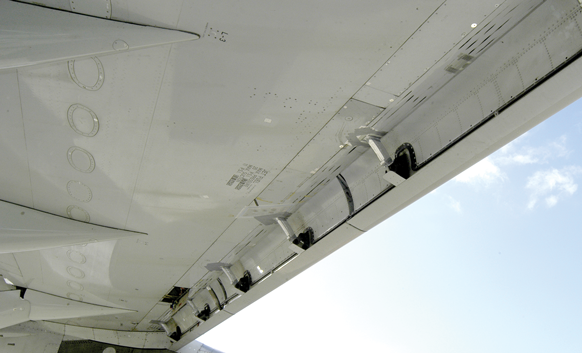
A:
[253, 214, 311, 254]
[150, 318, 181, 341]
[275, 218, 314, 253]
[186, 299, 201, 318]
[150, 320, 172, 336]
[275, 217, 297, 242]
[365, 135, 393, 167]
[187, 287, 212, 321]
[205, 262, 251, 293]
[207, 286, 222, 311]
[384, 171, 406, 186]
[275, 217, 302, 254]
[205, 263, 239, 285]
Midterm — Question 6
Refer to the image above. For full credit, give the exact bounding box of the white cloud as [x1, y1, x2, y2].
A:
[454, 157, 505, 185]
[525, 166, 582, 209]
[497, 135, 570, 166]
[454, 135, 572, 188]
[447, 196, 462, 213]
[510, 153, 538, 164]
[545, 195, 558, 208]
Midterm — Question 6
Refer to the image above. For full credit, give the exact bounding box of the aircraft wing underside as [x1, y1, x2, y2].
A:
[1, 0, 582, 351]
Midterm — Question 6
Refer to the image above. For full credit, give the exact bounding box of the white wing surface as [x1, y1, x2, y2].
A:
[1, 0, 582, 352]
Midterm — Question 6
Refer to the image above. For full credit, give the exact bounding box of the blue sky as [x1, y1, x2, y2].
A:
[187, 99, 582, 353]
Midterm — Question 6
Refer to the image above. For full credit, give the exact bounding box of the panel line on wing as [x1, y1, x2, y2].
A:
[14, 71, 34, 208]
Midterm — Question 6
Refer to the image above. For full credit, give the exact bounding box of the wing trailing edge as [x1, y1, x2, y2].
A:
[0, 200, 143, 253]
[0, 0, 199, 70]
[0, 289, 135, 330]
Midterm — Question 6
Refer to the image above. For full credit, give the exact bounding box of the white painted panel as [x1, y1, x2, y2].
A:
[116, 331, 147, 348]
[111, 0, 183, 29]
[477, 81, 502, 116]
[350, 52, 582, 231]
[63, 325, 93, 340]
[144, 332, 173, 349]
[436, 111, 462, 146]
[18, 46, 171, 228]
[495, 65, 524, 104]
[15, 240, 158, 329]
[17, 0, 70, 11]
[0, 291, 31, 330]
[5, 0, 581, 345]
[257, 99, 382, 205]
[456, 94, 484, 131]
[362, 0, 502, 96]
[417, 126, 442, 162]
[238, 229, 293, 284]
[0, 71, 32, 207]
[370, 0, 544, 134]
[174, 218, 262, 288]
[353, 86, 396, 108]
[172, 305, 199, 334]
[0, 254, 23, 278]
[341, 149, 381, 210]
[135, 303, 171, 331]
[70, 0, 111, 18]
[93, 329, 118, 345]
[0, 201, 139, 254]
[26, 290, 133, 321]
[0, 323, 64, 353]
[544, 7, 582, 68]
[293, 178, 347, 237]
[517, 41, 553, 89]
[12, 251, 43, 287]
[0, 0, 197, 70]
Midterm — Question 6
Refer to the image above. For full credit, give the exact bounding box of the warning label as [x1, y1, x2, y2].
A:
[226, 164, 269, 192]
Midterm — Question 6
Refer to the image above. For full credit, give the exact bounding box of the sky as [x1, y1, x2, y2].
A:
[184, 98, 582, 353]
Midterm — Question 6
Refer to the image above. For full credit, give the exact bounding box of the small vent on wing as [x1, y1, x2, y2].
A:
[445, 53, 474, 73]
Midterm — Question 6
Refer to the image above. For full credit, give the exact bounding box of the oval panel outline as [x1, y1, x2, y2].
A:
[66, 249, 87, 264]
[66, 205, 91, 223]
[67, 147, 96, 173]
[66, 292, 83, 302]
[66, 180, 93, 203]
[67, 104, 100, 137]
[68, 57, 105, 91]
[66, 266, 86, 279]
[67, 280, 84, 291]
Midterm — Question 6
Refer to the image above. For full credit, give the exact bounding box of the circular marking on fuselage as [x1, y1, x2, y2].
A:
[112, 40, 129, 51]
[67, 104, 99, 137]
[67, 250, 87, 264]
[67, 280, 84, 291]
[67, 147, 95, 173]
[66, 205, 91, 223]
[67, 292, 83, 301]
[67, 266, 86, 279]
[67, 180, 93, 202]
[68, 57, 105, 91]
[103, 347, 116, 353]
